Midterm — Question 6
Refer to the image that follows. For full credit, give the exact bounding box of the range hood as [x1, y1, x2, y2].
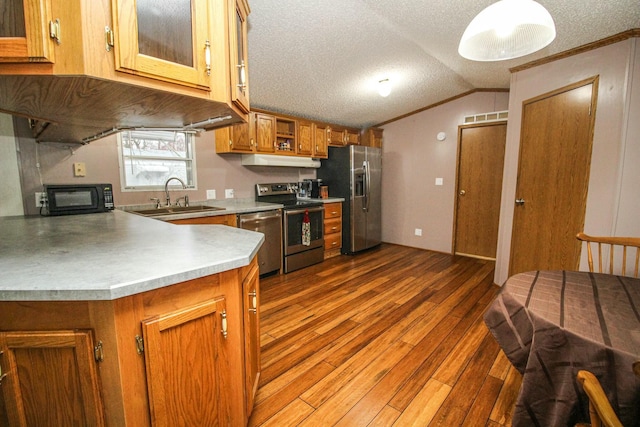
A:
[241, 154, 321, 168]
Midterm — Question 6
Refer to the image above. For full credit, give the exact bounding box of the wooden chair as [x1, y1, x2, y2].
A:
[576, 232, 640, 278]
[576, 370, 623, 427]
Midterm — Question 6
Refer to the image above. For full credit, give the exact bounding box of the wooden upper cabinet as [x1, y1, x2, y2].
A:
[298, 120, 313, 156]
[0, 330, 105, 426]
[215, 119, 254, 153]
[275, 116, 297, 154]
[345, 129, 360, 145]
[0, 0, 57, 63]
[254, 112, 276, 153]
[230, 0, 250, 113]
[313, 123, 329, 158]
[112, 0, 212, 90]
[329, 128, 346, 146]
[362, 128, 383, 148]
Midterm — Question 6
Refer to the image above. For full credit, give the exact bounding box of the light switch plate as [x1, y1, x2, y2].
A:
[206, 189, 216, 199]
[225, 189, 234, 199]
[435, 178, 443, 186]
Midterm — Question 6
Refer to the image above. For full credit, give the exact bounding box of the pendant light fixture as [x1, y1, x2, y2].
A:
[458, 0, 556, 61]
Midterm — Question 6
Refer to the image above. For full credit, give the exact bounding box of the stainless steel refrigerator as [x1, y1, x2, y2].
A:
[318, 145, 382, 254]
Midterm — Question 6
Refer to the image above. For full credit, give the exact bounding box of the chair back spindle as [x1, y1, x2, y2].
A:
[577, 232, 640, 278]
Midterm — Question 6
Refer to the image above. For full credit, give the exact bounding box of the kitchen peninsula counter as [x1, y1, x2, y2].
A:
[0, 209, 264, 301]
[0, 209, 262, 426]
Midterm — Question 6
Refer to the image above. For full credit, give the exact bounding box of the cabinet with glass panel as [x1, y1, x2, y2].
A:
[0, 0, 57, 63]
[0, 0, 251, 144]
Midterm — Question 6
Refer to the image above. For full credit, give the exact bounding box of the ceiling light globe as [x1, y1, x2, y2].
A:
[378, 79, 391, 97]
[458, 0, 556, 61]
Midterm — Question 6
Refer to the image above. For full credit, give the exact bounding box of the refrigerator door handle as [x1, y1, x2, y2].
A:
[363, 160, 371, 212]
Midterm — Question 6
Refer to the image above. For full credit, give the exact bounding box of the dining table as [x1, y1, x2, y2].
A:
[484, 270, 640, 426]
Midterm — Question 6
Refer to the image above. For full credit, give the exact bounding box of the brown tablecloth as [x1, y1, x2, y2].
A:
[484, 270, 640, 426]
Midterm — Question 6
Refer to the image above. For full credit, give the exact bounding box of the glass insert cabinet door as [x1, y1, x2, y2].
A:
[230, 0, 250, 113]
[112, 0, 211, 90]
[0, 0, 57, 63]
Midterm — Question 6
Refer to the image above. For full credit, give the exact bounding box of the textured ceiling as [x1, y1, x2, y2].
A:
[247, 0, 640, 128]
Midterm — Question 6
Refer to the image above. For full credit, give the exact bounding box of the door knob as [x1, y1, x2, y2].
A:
[515, 198, 525, 206]
[459, 190, 466, 196]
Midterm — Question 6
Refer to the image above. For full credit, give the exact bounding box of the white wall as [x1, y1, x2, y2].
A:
[380, 91, 509, 253]
[0, 114, 24, 216]
[494, 38, 640, 284]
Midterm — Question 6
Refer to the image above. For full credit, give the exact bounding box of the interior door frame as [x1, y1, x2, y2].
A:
[452, 120, 507, 259]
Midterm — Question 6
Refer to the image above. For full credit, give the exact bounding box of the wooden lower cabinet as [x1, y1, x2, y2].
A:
[169, 213, 237, 227]
[323, 202, 343, 259]
[0, 330, 105, 426]
[0, 256, 260, 426]
[241, 260, 260, 415]
[141, 297, 228, 426]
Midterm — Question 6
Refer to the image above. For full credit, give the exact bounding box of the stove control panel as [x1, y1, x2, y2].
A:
[256, 183, 298, 196]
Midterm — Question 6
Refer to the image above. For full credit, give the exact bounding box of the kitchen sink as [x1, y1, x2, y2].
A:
[131, 205, 225, 217]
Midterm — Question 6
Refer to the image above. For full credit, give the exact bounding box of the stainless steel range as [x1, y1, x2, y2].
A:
[256, 183, 324, 273]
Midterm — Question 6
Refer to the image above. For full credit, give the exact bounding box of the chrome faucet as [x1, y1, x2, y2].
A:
[164, 177, 187, 206]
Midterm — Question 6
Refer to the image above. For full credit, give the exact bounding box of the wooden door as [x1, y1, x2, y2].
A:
[313, 124, 329, 158]
[142, 298, 228, 427]
[242, 261, 260, 415]
[254, 112, 275, 153]
[329, 128, 345, 146]
[0, 0, 56, 63]
[112, 0, 211, 89]
[454, 122, 507, 259]
[230, 121, 253, 152]
[509, 78, 597, 275]
[298, 121, 313, 155]
[229, 0, 250, 113]
[0, 330, 105, 426]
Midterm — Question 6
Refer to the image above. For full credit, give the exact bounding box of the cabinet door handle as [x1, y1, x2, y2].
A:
[204, 40, 211, 76]
[248, 291, 257, 313]
[94, 341, 104, 362]
[221, 310, 228, 339]
[229, 139, 233, 147]
[0, 350, 5, 385]
[237, 61, 247, 90]
[49, 19, 61, 44]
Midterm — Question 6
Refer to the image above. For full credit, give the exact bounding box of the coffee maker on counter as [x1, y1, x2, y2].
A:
[300, 179, 322, 198]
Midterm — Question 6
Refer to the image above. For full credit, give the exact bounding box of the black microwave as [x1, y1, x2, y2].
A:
[44, 184, 115, 216]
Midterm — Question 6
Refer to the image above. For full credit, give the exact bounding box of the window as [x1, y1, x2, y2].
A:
[118, 130, 196, 190]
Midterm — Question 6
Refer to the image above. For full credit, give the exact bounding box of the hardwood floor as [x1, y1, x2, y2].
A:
[248, 243, 521, 426]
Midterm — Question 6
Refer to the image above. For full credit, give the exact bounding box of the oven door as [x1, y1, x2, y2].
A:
[283, 206, 324, 256]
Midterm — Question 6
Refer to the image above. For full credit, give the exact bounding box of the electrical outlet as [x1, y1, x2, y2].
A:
[35, 192, 47, 207]
[225, 189, 234, 199]
[206, 189, 216, 199]
[435, 178, 443, 186]
[415, 228, 422, 236]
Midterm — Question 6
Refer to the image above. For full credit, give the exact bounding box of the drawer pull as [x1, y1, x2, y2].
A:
[332, 241, 338, 246]
[331, 227, 338, 231]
